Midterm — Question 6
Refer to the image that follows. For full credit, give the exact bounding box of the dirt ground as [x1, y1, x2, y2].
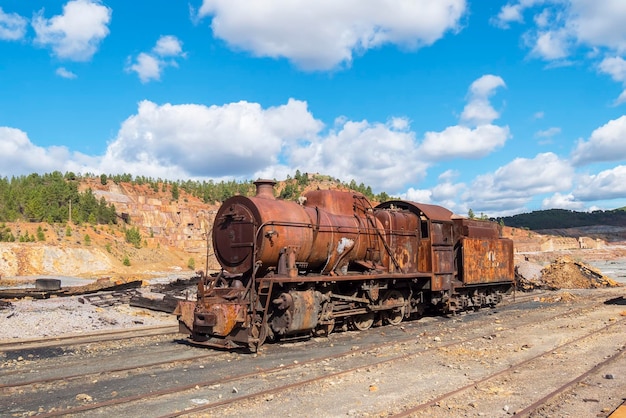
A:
[1, 243, 626, 417]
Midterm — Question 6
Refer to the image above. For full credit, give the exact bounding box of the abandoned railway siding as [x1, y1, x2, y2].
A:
[1, 287, 625, 417]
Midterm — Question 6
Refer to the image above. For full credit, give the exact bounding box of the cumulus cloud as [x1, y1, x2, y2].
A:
[491, 0, 545, 28]
[493, 1, 626, 100]
[0, 127, 96, 176]
[598, 56, 626, 104]
[573, 165, 626, 201]
[195, 0, 466, 70]
[568, 0, 626, 52]
[493, 1, 626, 57]
[100, 99, 323, 179]
[491, 4, 525, 28]
[32, 0, 111, 61]
[404, 188, 433, 203]
[528, 28, 570, 60]
[542, 192, 585, 210]
[0, 7, 27, 41]
[462, 152, 574, 214]
[460, 75, 507, 125]
[419, 75, 510, 160]
[127, 35, 186, 83]
[571, 115, 626, 165]
[288, 118, 426, 192]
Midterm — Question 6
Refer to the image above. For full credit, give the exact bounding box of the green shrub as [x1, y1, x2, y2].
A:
[125, 226, 142, 248]
[37, 226, 45, 241]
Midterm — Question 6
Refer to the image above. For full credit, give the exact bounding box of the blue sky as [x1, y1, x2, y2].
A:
[2, 1, 626, 216]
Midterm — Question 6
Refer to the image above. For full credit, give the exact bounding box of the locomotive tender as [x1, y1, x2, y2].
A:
[176, 180, 514, 351]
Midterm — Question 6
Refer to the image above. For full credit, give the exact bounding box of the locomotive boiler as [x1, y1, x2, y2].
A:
[176, 180, 514, 351]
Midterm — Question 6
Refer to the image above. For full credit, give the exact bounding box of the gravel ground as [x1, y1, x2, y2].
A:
[0, 295, 177, 341]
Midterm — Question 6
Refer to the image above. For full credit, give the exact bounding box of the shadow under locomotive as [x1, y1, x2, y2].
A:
[175, 180, 514, 352]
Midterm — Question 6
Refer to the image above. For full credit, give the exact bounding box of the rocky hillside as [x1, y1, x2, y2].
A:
[0, 175, 349, 279]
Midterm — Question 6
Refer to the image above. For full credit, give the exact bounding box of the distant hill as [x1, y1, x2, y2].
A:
[498, 208, 626, 230]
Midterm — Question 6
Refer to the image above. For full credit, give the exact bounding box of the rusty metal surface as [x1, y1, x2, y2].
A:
[174, 300, 196, 333]
[460, 237, 514, 284]
[375, 200, 453, 222]
[431, 221, 453, 245]
[213, 189, 384, 276]
[271, 290, 321, 335]
[453, 218, 500, 239]
[375, 210, 419, 273]
[431, 274, 453, 291]
[195, 302, 242, 336]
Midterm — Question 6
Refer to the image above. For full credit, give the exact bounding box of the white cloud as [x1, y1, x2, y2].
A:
[535, 126, 561, 137]
[493, 1, 626, 101]
[127, 35, 185, 83]
[420, 125, 510, 160]
[403, 188, 432, 203]
[599, 56, 626, 82]
[0, 7, 27, 41]
[568, 0, 626, 53]
[571, 115, 626, 165]
[101, 99, 323, 179]
[32, 0, 111, 61]
[419, 75, 510, 160]
[0, 127, 96, 176]
[542, 192, 585, 210]
[493, 1, 626, 58]
[128, 53, 161, 83]
[288, 118, 426, 192]
[491, 0, 547, 29]
[528, 29, 570, 60]
[196, 0, 466, 70]
[153, 35, 184, 57]
[460, 75, 506, 126]
[574, 165, 626, 201]
[598, 56, 626, 104]
[462, 152, 574, 214]
[56, 67, 77, 79]
[492, 4, 525, 28]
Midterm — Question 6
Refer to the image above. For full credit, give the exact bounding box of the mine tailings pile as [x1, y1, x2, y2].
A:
[516, 256, 622, 291]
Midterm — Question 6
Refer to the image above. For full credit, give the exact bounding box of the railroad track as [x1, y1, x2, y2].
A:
[2, 289, 622, 417]
[392, 319, 626, 417]
[0, 324, 179, 352]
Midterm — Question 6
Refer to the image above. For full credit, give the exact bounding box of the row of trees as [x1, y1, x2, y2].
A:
[99, 170, 392, 203]
[0, 172, 117, 224]
[0, 171, 393, 225]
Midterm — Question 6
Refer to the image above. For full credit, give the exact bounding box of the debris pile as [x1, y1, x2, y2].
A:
[516, 256, 621, 291]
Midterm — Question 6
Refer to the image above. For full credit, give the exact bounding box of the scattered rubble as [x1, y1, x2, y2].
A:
[0, 277, 143, 300]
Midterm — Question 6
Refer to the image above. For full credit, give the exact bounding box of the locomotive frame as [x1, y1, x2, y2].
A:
[176, 180, 514, 351]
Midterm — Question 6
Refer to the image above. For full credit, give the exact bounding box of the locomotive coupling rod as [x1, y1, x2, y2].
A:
[369, 302, 405, 311]
[329, 292, 370, 304]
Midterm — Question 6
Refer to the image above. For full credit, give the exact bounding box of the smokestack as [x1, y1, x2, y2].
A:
[254, 179, 276, 199]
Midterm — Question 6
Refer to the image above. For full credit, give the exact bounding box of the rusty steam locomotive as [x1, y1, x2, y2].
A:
[176, 180, 514, 351]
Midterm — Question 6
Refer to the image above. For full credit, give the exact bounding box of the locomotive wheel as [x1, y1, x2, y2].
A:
[248, 322, 268, 352]
[383, 290, 405, 326]
[352, 312, 375, 331]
